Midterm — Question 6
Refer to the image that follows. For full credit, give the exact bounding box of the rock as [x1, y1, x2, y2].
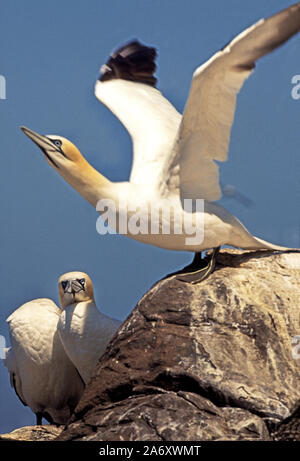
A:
[271, 406, 300, 441]
[56, 250, 299, 440]
[0, 425, 63, 441]
[71, 392, 271, 441]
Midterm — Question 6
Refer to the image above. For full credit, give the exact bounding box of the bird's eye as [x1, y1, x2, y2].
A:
[61, 281, 68, 290]
[78, 278, 85, 286]
[54, 139, 62, 147]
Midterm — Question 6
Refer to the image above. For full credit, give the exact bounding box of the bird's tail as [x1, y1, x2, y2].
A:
[249, 236, 299, 252]
[212, 203, 299, 252]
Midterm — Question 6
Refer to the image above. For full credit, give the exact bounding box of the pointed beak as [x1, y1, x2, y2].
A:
[71, 280, 85, 294]
[62, 280, 85, 295]
[21, 126, 53, 149]
[20, 126, 59, 168]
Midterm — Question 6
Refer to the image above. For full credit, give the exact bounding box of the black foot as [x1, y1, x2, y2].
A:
[35, 412, 43, 425]
[175, 246, 220, 284]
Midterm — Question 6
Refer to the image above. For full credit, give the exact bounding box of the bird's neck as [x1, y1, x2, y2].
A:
[60, 157, 113, 208]
[62, 300, 96, 318]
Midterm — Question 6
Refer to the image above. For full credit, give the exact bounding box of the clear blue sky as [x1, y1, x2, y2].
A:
[0, 0, 299, 433]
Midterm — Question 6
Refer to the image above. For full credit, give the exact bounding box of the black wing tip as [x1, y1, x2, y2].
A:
[99, 39, 157, 87]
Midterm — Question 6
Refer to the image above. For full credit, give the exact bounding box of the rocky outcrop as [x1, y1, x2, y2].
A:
[0, 425, 63, 441]
[54, 249, 300, 441]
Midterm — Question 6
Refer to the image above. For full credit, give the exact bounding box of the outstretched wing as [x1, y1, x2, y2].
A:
[95, 40, 181, 190]
[164, 2, 300, 201]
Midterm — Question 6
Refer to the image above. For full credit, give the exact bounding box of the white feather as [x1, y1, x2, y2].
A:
[95, 79, 181, 191]
[5, 298, 84, 424]
[96, 5, 300, 204]
[58, 300, 121, 384]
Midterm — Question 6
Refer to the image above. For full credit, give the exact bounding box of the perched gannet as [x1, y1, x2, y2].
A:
[57, 271, 121, 384]
[5, 298, 84, 425]
[21, 3, 300, 282]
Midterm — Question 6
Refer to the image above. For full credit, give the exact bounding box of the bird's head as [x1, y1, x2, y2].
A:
[21, 126, 111, 207]
[21, 126, 83, 170]
[58, 271, 95, 309]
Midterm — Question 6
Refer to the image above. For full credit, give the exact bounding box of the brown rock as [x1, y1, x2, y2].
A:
[271, 407, 300, 441]
[0, 425, 63, 441]
[55, 250, 300, 441]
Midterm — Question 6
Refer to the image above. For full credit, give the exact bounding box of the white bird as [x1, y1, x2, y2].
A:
[57, 271, 121, 384]
[21, 3, 300, 283]
[4, 298, 84, 425]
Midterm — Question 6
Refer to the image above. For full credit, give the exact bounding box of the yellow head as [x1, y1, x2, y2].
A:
[21, 126, 84, 169]
[21, 126, 111, 207]
[58, 271, 95, 309]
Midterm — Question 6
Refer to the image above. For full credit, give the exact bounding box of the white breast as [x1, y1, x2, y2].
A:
[58, 301, 121, 384]
[5, 298, 84, 424]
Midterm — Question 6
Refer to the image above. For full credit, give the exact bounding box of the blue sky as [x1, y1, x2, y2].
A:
[0, 0, 299, 433]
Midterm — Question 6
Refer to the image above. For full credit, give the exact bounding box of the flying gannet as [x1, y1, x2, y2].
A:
[5, 298, 84, 425]
[21, 3, 300, 283]
[57, 271, 121, 384]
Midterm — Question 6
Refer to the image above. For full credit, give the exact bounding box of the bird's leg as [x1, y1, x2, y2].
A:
[175, 246, 220, 284]
[35, 412, 43, 425]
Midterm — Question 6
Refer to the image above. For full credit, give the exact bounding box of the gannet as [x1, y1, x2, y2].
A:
[5, 298, 84, 425]
[21, 3, 300, 283]
[57, 271, 121, 384]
